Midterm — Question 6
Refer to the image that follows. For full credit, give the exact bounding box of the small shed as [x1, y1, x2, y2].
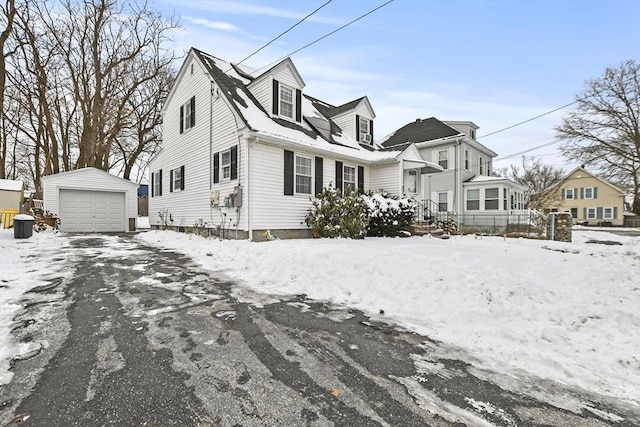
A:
[42, 168, 139, 232]
[0, 179, 24, 229]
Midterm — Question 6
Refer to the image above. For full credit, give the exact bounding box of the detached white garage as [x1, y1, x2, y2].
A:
[42, 168, 139, 232]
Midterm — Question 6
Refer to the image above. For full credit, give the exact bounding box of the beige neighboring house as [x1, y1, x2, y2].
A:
[543, 167, 626, 226]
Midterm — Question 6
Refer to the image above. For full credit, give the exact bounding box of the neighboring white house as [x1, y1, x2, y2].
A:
[42, 167, 139, 232]
[379, 118, 528, 231]
[147, 47, 525, 239]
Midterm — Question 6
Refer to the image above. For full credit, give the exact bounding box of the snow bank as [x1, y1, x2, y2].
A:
[138, 229, 640, 405]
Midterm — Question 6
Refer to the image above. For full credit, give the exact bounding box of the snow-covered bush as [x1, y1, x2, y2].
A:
[364, 191, 415, 237]
[304, 186, 369, 239]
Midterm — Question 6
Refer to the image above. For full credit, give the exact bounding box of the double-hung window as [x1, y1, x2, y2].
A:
[279, 84, 294, 119]
[586, 208, 596, 219]
[172, 167, 183, 192]
[153, 171, 162, 196]
[438, 150, 448, 170]
[603, 207, 614, 219]
[584, 187, 594, 199]
[181, 97, 195, 133]
[467, 189, 480, 210]
[221, 150, 231, 180]
[295, 155, 312, 194]
[438, 192, 448, 212]
[479, 156, 484, 175]
[464, 149, 469, 170]
[564, 188, 575, 199]
[343, 165, 356, 194]
[485, 188, 499, 210]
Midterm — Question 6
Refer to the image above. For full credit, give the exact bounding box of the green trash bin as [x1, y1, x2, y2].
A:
[14, 214, 35, 239]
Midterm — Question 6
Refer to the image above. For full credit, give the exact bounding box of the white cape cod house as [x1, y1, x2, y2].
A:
[148, 47, 525, 239]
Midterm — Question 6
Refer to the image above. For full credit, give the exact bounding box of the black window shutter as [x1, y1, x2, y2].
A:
[284, 150, 294, 195]
[159, 169, 163, 196]
[272, 80, 279, 115]
[594, 187, 598, 199]
[180, 165, 185, 190]
[370, 120, 374, 141]
[614, 206, 618, 219]
[580, 187, 584, 199]
[170, 169, 174, 192]
[597, 207, 603, 219]
[355, 114, 360, 141]
[562, 189, 565, 200]
[315, 157, 323, 196]
[213, 153, 220, 183]
[583, 207, 587, 219]
[231, 145, 238, 180]
[180, 105, 184, 134]
[335, 161, 343, 192]
[295, 89, 302, 122]
[190, 96, 196, 127]
[357, 166, 364, 193]
[151, 172, 154, 197]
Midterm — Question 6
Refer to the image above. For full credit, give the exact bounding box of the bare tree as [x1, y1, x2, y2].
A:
[556, 59, 640, 214]
[499, 156, 565, 211]
[0, 0, 17, 179]
[3, 0, 179, 189]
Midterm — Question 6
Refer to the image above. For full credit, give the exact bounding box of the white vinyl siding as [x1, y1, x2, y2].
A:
[332, 102, 373, 141]
[370, 163, 400, 197]
[149, 56, 246, 230]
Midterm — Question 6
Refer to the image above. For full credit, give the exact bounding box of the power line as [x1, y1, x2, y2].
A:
[253, 0, 395, 74]
[233, 0, 334, 69]
[477, 100, 578, 140]
[495, 138, 563, 161]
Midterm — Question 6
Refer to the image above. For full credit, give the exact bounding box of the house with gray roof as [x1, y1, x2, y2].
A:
[147, 47, 526, 239]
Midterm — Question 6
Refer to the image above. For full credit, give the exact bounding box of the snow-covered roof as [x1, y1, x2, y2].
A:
[464, 175, 527, 190]
[0, 179, 23, 192]
[193, 48, 399, 164]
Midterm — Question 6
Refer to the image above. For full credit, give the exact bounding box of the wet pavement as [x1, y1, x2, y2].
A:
[1, 234, 637, 426]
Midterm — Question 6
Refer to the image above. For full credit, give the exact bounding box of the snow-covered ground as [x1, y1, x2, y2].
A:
[137, 229, 640, 408]
[1, 226, 638, 412]
[0, 229, 73, 385]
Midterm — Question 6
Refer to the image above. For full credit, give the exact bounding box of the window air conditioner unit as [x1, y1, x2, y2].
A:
[361, 134, 372, 144]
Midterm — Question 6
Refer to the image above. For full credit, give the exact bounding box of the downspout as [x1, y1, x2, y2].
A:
[247, 136, 254, 241]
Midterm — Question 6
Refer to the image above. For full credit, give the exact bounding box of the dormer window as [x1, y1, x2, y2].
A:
[279, 84, 294, 119]
[356, 114, 373, 144]
[272, 79, 301, 122]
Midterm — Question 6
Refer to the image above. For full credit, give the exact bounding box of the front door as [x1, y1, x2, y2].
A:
[403, 169, 418, 196]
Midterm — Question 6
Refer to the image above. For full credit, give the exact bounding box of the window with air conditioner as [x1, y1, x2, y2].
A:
[359, 117, 371, 144]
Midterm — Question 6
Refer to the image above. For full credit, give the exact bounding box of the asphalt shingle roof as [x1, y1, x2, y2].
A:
[381, 117, 461, 148]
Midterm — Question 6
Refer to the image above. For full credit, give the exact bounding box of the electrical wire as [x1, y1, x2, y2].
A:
[253, 0, 395, 74]
[233, 0, 334, 69]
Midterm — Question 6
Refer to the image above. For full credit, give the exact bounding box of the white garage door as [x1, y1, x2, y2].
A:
[59, 189, 125, 232]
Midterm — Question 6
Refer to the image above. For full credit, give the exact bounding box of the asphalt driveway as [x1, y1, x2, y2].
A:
[0, 234, 636, 426]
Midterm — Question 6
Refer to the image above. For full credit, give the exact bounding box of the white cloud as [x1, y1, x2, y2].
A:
[157, 0, 342, 25]
[189, 17, 240, 32]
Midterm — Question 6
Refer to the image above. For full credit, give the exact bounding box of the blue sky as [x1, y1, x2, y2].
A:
[153, 0, 640, 171]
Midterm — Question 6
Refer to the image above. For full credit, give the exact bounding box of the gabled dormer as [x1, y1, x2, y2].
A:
[328, 96, 376, 146]
[247, 58, 305, 124]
